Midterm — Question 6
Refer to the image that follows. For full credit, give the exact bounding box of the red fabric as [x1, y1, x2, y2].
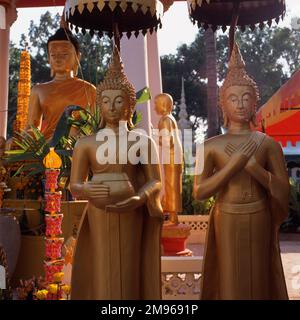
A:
[257, 110, 300, 147]
[256, 70, 300, 147]
[16, 0, 65, 8]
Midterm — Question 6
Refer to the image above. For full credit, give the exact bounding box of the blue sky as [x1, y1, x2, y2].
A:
[10, 0, 300, 56]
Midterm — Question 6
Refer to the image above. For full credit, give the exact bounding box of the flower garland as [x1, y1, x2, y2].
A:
[14, 50, 31, 133]
[42, 148, 66, 299]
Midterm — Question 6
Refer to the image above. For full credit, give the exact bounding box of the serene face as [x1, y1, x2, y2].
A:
[48, 41, 78, 75]
[101, 89, 130, 127]
[223, 85, 255, 124]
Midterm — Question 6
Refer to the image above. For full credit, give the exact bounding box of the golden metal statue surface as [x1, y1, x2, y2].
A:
[155, 93, 183, 224]
[194, 43, 290, 300]
[69, 47, 163, 300]
[27, 28, 96, 140]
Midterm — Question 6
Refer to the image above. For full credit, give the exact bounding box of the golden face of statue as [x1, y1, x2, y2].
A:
[48, 40, 78, 75]
[154, 94, 173, 116]
[100, 89, 130, 126]
[223, 85, 255, 124]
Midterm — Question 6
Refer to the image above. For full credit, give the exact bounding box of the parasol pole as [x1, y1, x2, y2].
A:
[229, 1, 240, 57]
[113, 22, 121, 52]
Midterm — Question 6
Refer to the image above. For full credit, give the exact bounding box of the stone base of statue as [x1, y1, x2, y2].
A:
[161, 222, 192, 256]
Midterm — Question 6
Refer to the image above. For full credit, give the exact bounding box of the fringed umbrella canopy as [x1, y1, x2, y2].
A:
[188, 0, 286, 32]
[64, 0, 164, 39]
[188, 0, 286, 54]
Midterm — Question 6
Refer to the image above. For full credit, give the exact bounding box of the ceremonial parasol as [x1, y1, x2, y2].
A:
[188, 0, 286, 53]
[64, 0, 164, 49]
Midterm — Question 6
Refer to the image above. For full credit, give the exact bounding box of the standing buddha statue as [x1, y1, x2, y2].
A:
[194, 43, 290, 300]
[69, 46, 163, 300]
[154, 93, 183, 224]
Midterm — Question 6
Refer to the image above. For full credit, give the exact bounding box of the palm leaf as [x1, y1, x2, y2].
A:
[136, 87, 151, 105]
[5, 149, 26, 155]
[5, 152, 36, 163]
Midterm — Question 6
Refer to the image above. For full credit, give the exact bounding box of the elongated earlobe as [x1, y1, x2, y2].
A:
[73, 65, 79, 77]
[250, 113, 257, 127]
[223, 111, 229, 128]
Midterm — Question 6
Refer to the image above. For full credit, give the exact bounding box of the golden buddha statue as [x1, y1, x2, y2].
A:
[27, 28, 96, 141]
[194, 43, 290, 300]
[155, 93, 183, 224]
[69, 46, 163, 300]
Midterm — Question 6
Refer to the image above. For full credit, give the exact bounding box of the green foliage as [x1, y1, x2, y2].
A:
[161, 31, 207, 128]
[4, 105, 97, 183]
[27, 12, 61, 84]
[181, 171, 214, 215]
[280, 178, 300, 232]
[5, 83, 149, 186]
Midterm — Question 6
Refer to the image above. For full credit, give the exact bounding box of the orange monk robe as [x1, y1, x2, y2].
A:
[36, 78, 96, 140]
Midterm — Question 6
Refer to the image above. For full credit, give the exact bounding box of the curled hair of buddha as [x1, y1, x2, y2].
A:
[220, 43, 260, 128]
[47, 28, 80, 54]
[97, 46, 137, 129]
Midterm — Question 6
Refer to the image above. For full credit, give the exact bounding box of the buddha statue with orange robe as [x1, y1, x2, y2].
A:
[194, 43, 290, 300]
[27, 28, 96, 141]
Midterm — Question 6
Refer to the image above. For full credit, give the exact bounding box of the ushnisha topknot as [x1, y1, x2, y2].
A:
[47, 28, 80, 54]
[97, 46, 137, 129]
[220, 43, 260, 127]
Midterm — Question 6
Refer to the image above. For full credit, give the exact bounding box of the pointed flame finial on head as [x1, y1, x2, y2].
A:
[60, 11, 70, 31]
[228, 42, 246, 71]
[105, 45, 125, 80]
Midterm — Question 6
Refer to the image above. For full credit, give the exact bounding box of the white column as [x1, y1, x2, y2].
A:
[0, 1, 17, 139]
[121, 36, 151, 135]
[147, 32, 163, 130]
[0, 17, 10, 138]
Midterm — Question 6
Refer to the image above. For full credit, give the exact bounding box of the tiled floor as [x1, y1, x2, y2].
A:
[280, 234, 300, 300]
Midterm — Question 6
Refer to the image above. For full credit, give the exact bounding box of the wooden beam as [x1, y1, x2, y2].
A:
[16, 0, 65, 8]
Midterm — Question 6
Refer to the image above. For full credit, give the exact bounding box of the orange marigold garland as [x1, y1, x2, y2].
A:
[14, 50, 31, 133]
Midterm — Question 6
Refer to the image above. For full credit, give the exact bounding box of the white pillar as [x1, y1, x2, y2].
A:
[121, 36, 151, 135]
[147, 32, 163, 130]
[0, 20, 10, 139]
[0, 1, 17, 139]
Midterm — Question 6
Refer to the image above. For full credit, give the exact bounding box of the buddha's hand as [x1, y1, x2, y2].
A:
[244, 155, 257, 171]
[106, 194, 146, 213]
[82, 182, 110, 199]
[225, 139, 257, 170]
